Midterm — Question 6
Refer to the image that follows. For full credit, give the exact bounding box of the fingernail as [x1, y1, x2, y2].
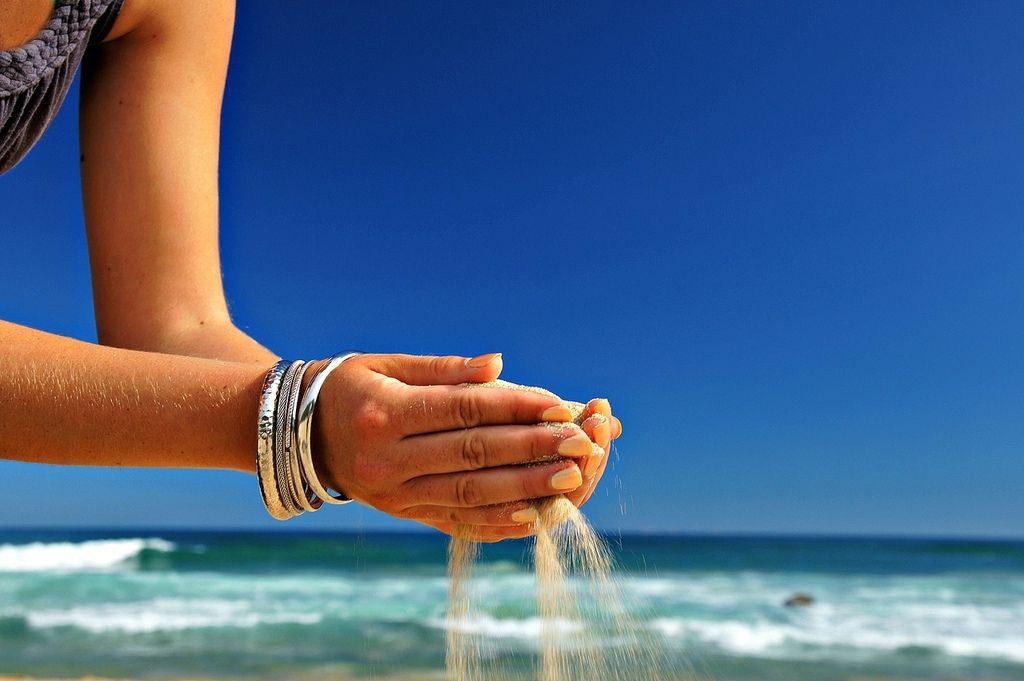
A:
[510, 508, 539, 523]
[592, 414, 611, 448]
[550, 466, 583, 491]
[466, 352, 501, 368]
[593, 398, 611, 417]
[557, 433, 593, 457]
[611, 415, 623, 439]
[541, 405, 573, 422]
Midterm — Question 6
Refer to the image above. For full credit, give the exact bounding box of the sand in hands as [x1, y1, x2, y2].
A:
[447, 381, 679, 681]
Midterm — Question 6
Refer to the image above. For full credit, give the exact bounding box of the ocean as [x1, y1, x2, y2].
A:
[0, 529, 1022, 680]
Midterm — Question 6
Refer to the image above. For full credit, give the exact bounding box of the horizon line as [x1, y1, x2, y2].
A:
[0, 525, 1021, 543]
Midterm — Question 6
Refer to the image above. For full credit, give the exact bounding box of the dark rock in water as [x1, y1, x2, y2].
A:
[784, 592, 814, 607]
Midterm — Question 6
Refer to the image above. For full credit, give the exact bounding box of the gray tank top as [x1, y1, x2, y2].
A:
[0, 0, 124, 175]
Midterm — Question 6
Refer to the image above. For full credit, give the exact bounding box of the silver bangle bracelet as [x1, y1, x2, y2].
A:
[256, 360, 292, 521]
[285, 360, 322, 513]
[274, 360, 305, 518]
[295, 351, 362, 505]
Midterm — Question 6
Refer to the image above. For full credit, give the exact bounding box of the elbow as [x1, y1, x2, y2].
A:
[94, 314, 228, 355]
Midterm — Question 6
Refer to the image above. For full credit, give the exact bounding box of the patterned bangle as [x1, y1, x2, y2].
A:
[256, 360, 291, 520]
[274, 360, 305, 518]
[295, 352, 362, 505]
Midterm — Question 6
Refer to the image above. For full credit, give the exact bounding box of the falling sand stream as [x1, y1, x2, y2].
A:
[446, 381, 690, 681]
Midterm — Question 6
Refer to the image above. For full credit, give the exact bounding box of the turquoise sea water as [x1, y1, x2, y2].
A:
[0, 529, 1022, 680]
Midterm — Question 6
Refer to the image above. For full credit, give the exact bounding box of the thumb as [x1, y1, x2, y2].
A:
[370, 352, 503, 386]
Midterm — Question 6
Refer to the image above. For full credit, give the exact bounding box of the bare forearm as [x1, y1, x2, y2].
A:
[0, 319, 265, 472]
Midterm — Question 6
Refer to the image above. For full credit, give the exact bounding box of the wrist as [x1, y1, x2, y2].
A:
[252, 353, 358, 519]
[307, 361, 344, 495]
[213, 360, 269, 475]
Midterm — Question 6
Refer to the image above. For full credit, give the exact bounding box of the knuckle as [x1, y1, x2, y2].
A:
[521, 469, 543, 499]
[352, 400, 392, 438]
[513, 394, 546, 423]
[532, 428, 558, 461]
[428, 355, 450, 378]
[460, 431, 489, 470]
[453, 391, 484, 429]
[346, 354, 372, 372]
[454, 475, 482, 507]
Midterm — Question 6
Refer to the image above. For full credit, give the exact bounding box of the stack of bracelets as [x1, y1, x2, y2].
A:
[255, 351, 361, 520]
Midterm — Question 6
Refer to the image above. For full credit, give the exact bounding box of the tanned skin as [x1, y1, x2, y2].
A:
[0, 0, 621, 541]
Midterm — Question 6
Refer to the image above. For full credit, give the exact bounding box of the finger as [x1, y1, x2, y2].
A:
[398, 422, 597, 476]
[402, 502, 540, 526]
[583, 441, 607, 478]
[579, 426, 614, 507]
[581, 413, 611, 449]
[399, 383, 573, 435]
[588, 398, 612, 419]
[585, 398, 623, 440]
[581, 447, 611, 507]
[566, 443, 609, 508]
[422, 519, 536, 543]
[366, 352, 504, 386]
[403, 460, 583, 507]
[583, 398, 622, 439]
[568, 413, 612, 507]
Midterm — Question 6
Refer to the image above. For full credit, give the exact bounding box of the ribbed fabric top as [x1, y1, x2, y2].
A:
[0, 0, 123, 175]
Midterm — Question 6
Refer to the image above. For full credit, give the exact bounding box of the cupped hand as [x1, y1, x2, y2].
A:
[311, 352, 605, 539]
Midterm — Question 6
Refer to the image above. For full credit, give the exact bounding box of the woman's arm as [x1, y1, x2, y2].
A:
[0, 321, 595, 541]
[79, 0, 244, 357]
[78, 0, 281, 367]
[0, 319, 263, 472]
[72, 0, 619, 531]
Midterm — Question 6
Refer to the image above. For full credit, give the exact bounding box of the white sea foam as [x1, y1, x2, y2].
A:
[0, 538, 175, 572]
[409, 571, 1024, 666]
[651, 618, 791, 654]
[26, 597, 320, 633]
[431, 613, 581, 639]
[651, 606, 1024, 664]
[5, 553, 1024, 670]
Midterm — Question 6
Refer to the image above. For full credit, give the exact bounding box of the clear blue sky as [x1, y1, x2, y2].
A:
[1, 1, 1022, 537]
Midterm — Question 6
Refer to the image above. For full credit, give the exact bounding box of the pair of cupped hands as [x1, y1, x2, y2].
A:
[308, 352, 622, 542]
